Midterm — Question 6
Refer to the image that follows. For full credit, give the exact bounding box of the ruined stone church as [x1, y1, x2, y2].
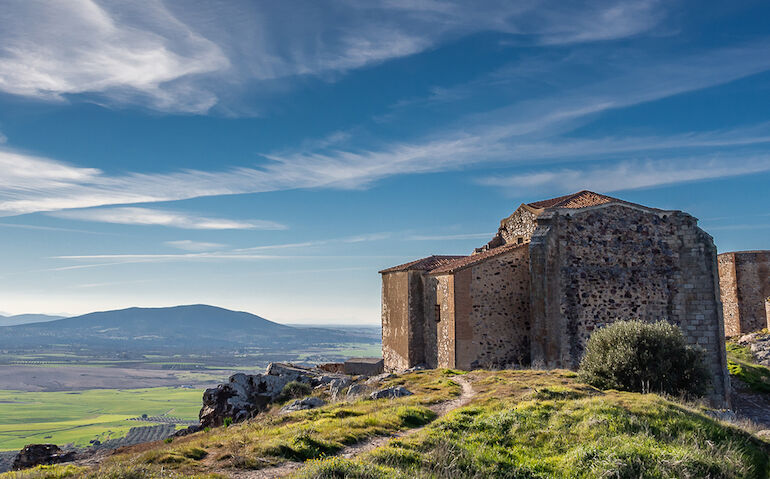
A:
[380, 191, 729, 405]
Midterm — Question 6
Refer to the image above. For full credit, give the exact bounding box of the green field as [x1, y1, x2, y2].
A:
[0, 388, 203, 451]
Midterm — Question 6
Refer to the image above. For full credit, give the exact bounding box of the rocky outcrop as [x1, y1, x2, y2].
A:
[370, 386, 413, 399]
[12, 444, 74, 470]
[199, 363, 351, 428]
[280, 397, 326, 413]
[737, 333, 770, 367]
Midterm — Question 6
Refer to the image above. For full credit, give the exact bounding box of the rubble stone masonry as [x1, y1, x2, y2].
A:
[718, 251, 770, 335]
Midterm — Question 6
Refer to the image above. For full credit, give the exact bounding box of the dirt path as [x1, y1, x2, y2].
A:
[235, 375, 475, 479]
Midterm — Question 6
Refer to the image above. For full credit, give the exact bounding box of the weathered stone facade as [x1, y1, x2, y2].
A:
[718, 251, 770, 336]
[380, 191, 731, 406]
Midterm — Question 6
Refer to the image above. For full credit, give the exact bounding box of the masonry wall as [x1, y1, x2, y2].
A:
[530, 204, 729, 406]
[421, 275, 440, 368]
[499, 206, 539, 244]
[435, 274, 456, 368]
[381, 271, 426, 371]
[735, 252, 769, 334]
[718, 253, 741, 336]
[455, 246, 531, 369]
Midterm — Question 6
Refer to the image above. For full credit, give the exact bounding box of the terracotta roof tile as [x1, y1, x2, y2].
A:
[429, 242, 527, 274]
[379, 255, 466, 274]
[527, 190, 619, 210]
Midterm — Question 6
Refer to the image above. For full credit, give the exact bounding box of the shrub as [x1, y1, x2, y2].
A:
[578, 320, 710, 398]
[277, 381, 312, 402]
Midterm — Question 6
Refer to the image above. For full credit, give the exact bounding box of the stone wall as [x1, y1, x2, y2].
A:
[718, 253, 741, 336]
[499, 205, 539, 244]
[381, 271, 427, 371]
[530, 203, 729, 406]
[435, 274, 456, 368]
[459, 246, 531, 368]
[717, 251, 770, 335]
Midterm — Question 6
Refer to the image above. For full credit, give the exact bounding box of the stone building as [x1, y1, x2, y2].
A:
[380, 191, 729, 405]
[718, 251, 770, 336]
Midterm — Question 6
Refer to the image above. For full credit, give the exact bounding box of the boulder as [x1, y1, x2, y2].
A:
[173, 424, 203, 437]
[370, 386, 413, 400]
[329, 377, 352, 399]
[366, 373, 396, 385]
[199, 372, 290, 428]
[12, 444, 74, 470]
[346, 383, 367, 399]
[280, 396, 326, 413]
[266, 363, 315, 383]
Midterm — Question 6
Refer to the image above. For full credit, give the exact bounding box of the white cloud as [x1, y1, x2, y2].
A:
[48, 207, 286, 230]
[0, 0, 664, 113]
[165, 240, 227, 252]
[1, 41, 770, 216]
[478, 157, 770, 195]
[0, 0, 228, 113]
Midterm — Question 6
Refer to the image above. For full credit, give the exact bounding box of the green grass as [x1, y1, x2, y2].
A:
[726, 342, 770, 393]
[0, 388, 203, 451]
[293, 371, 770, 479]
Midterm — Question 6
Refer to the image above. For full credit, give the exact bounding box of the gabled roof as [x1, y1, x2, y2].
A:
[429, 242, 527, 275]
[379, 255, 466, 274]
[527, 190, 619, 210]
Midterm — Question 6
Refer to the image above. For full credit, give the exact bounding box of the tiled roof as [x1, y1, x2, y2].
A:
[429, 242, 527, 274]
[379, 255, 466, 274]
[527, 190, 619, 210]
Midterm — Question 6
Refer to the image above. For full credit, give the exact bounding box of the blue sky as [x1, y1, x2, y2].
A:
[0, 0, 768, 323]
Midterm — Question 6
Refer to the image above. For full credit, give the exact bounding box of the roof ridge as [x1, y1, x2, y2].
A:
[429, 242, 527, 275]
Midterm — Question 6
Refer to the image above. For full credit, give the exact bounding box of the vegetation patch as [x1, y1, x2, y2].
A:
[726, 341, 770, 393]
[291, 371, 770, 479]
[578, 320, 710, 398]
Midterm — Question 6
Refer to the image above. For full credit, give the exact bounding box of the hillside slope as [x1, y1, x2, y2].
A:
[0, 314, 63, 327]
[7, 369, 769, 479]
[0, 305, 374, 350]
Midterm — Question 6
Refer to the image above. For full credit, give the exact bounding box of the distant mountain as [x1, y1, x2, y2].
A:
[0, 304, 374, 351]
[0, 313, 64, 327]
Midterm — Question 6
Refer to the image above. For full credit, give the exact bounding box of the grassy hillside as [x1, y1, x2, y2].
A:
[2, 369, 768, 479]
[0, 388, 202, 451]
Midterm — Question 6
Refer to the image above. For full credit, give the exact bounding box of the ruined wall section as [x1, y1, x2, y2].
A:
[735, 252, 770, 333]
[499, 206, 539, 244]
[718, 253, 741, 336]
[479, 205, 539, 252]
[530, 204, 729, 406]
[459, 246, 531, 369]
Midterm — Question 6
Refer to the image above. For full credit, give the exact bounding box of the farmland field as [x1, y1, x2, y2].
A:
[0, 387, 202, 451]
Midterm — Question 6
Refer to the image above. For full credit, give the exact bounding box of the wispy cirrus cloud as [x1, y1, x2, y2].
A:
[478, 157, 770, 195]
[48, 207, 285, 230]
[165, 240, 228, 252]
[2, 40, 770, 216]
[0, 0, 664, 113]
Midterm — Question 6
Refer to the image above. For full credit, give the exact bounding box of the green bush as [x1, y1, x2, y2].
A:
[277, 380, 312, 402]
[578, 320, 710, 398]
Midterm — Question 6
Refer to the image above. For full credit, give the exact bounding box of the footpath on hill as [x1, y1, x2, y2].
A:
[228, 375, 476, 479]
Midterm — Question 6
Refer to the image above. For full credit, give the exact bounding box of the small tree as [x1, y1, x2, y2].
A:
[578, 320, 710, 398]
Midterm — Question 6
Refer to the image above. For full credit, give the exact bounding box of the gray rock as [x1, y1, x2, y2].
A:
[266, 363, 314, 382]
[12, 445, 75, 471]
[346, 383, 367, 399]
[705, 409, 738, 422]
[199, 372, 291, 428]
[366, 373, 396, 385]
[329, 377, 352, 399]
[281, 396, 326, 413]
[370, 385, 413, 400]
